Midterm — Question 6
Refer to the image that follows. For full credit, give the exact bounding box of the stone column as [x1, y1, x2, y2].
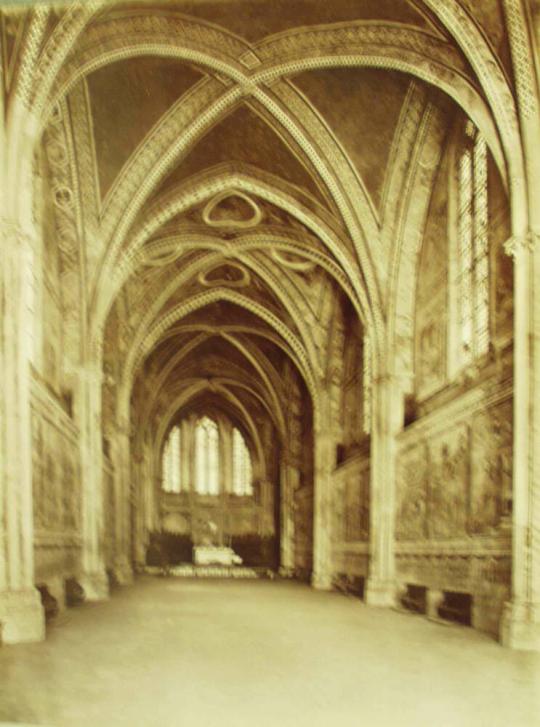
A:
[112, 420, 133, 585]
[500, 233, 540, 649]
[76, 364, 108, 600]
[131, 450, 145, 570]
[312, 428, 335, 590]
[0, 222, 45, 643]
[279, 456, 297, 576]
[365, 374, 404, 607]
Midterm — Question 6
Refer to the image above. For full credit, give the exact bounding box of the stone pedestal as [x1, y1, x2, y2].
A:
[312, 570, 333, 591]
[113, 556, 134, 586]
[46, 575, 66, 612]
[500, 601, 540, 651]
[426, 589, 444, 619]
[79, 570, 109, 602]
[365, 578, 396, 607]
[0, 589, 45, 644]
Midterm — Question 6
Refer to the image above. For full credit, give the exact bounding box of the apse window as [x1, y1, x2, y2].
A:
[232, 427, 253, 496]
[195, 416, 220, 495]
[162, 425, 182, 493]
[456, 122, 490, 367]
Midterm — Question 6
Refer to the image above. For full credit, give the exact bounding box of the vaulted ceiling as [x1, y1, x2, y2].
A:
[23, 0, 515, 454]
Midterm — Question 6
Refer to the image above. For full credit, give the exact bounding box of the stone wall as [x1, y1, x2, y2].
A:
[396, 374, 512, 634]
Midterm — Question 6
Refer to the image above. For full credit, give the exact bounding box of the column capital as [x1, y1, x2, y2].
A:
[504, 230, 540, 257]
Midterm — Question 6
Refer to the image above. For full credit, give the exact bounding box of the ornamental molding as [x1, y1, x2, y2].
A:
[385, 97, 448, 382]
[420, 0, 523, 196]
[502, 0, 539, 121]
[49, 16, 471, 106]
[397, 379, 512, 446]
[43, 14, 507, 192]
[39, 16, 504, 346]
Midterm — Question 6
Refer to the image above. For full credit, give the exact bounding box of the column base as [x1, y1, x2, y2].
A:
[426, 589, 444, 619]
[0, 588, 45, 644]
[312, 570, 333, 590]
[113, 557, 134, 586]
[45, 575, 66, 612]
[278, 566, 295, 579]
[79, 570, 109, 602]
[365, 578, 396, 607]
[500, 600, 540, 651]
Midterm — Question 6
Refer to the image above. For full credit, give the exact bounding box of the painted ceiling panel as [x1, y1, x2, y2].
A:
[292, 68, 412, 213]
[150, 103, 330, 207]
[87, 56, 204, 200]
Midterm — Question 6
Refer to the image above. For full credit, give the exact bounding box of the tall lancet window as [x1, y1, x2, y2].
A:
[195, 417, 220, 495]
[457, 122, 490, 366]
[162, 426, 181, 493]
[362, 334, 372, 435]
[232, 428, 253, 496]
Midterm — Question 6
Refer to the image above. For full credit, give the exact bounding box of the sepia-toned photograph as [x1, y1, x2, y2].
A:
[0, 0, 539, 724]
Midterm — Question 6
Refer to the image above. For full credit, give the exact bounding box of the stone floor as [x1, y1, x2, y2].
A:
[0, 576, 538, 727]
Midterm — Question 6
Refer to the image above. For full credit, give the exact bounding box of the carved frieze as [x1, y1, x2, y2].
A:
[470, 400, 512, 534]
[427, 424, 469, 538]
[31, 403, 81, 538]
[396, 442, 428, 541]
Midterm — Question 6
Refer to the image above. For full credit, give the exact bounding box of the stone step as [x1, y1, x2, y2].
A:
[145, 565, 274, 579]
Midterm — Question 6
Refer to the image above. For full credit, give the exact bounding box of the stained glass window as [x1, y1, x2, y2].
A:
[162, 426, 181, 493]
[232, 428, 253, 495]
[457, 127, 490, 365]
[195, 417, 220, 495]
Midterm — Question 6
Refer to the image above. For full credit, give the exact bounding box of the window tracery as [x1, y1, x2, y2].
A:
[161, 416, 254, 496]
[232, 427, 253, 496]
[162, 425, 181, 493]
[195, 417, 220, 495]
[456, 123, 490, 367]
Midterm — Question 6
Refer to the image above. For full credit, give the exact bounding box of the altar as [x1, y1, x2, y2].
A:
[193, 546, 243, 566]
